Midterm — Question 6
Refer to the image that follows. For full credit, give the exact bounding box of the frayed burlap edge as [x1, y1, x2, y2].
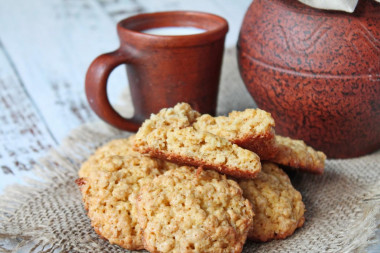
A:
[0, 122, 131, 253]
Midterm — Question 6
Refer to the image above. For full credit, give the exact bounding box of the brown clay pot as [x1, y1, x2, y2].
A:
[238, 0, 380, 158]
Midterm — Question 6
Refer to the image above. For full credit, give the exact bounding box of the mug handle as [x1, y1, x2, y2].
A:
[85, 49, 140, 132]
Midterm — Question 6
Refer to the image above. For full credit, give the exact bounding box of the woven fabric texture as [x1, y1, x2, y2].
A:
[0, 49, 379, 253]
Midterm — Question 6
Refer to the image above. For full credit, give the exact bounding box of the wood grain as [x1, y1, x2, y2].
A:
[0, 0, 130, 190]
[0, 43, 57, 190]
[96, 0, 146, 21]
[0, 0, 127, 142]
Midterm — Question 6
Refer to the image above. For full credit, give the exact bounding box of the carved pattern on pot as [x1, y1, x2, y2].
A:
[238, 0, 380, 158]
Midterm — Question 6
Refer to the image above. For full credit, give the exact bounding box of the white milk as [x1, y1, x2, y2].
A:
[142, 26, 206, 36]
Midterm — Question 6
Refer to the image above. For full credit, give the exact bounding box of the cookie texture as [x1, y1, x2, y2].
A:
[137, 166, 254, 253]
[78, 135, 176, 178]
[78, 138, 136, 178]
[135, 104, 261, 179]
[238, 162, 305, 242]
[192, 108, 325, 173]
[193, 108, 277, 160]
[136, 103, 200, 133]
[76, 155, 171, 250]
[272, 136, 326, 174]
[136, 124, 261, 179]
[136, 102, 325, 174]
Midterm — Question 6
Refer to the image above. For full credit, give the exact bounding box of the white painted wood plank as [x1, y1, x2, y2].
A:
[0, 43, 57, 192]
[0, 0, 127, 142]
[97, 0, 145, 18]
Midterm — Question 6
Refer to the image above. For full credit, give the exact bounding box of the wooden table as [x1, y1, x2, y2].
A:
[0, 0, 251, 192]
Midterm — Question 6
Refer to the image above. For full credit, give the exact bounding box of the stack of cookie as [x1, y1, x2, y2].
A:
[76, 103, 326, 253]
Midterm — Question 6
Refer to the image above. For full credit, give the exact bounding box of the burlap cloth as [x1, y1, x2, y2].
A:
[0, 49, 379, 253]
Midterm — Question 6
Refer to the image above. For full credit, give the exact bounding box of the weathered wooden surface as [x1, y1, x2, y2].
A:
[0, 43, 56, 187]
[0, 0, 250, 191]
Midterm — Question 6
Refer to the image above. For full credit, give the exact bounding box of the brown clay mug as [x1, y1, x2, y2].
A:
[85, 11, 228, 132]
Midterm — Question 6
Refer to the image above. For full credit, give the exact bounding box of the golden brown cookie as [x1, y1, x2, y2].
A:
[76, 155, 172, 250]
[78, 135, 176, 178]
[135, 124, 261, 179]
[192, 107, 325, 173]
[142, 103, 325, 174]
[238, 162, 305, 242]
[78, 138, 136, 178]
[133, 103, 200, 138]
[135, 103, 261, 179]
[137, 166, 254, 253]
[272, 136, 326, 174]
[193, 108, 277, 160]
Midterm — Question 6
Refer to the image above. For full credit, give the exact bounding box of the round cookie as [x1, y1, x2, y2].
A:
[77, 155, 170, 250]
[238, 162, 305, 242]
[137, 166, 254, 253]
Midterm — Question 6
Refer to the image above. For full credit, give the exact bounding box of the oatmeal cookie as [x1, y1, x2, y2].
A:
[78, 135, 176, 178]
[135, 104, 261, 179]
[272, 136, 326, 174]
[76, 155, 172, 250]
[193, 108, 325, 173]
[136, 125, 261, 179]
[135, 103, 325, 174]
[238, 162, 305, 242]
[193, 108, 277, 160]
[78, 138, 136, 178]
[137, 166, 254, 253]
[139, 103, 325, 174]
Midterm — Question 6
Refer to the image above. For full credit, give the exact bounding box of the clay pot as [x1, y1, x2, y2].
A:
[238, 0, 380, 158]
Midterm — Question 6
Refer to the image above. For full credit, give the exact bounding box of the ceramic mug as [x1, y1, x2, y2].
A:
[85, 11, 228, 132]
